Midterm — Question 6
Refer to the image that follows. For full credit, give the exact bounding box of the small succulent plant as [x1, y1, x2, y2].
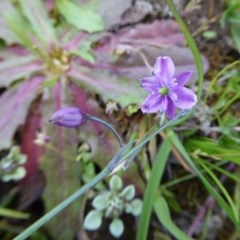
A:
[83, 175, 142, 238]
[0, 146, 27, 182]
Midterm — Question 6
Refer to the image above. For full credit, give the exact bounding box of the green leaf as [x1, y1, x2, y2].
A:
[0, 207, 29, 219]
[119, 185, 135, 200]
[83, 210, 103, 230]
[169, 130, 238, 225]
[19, 0, 57, 45]
[72, 49, 95, 64]
[231, 25, 240, 53]
[109, 218, 124, 238]
[2, 167, 26, 182]
[166, 0, 204, 99]
[109, 175, 122, 191]
[92, 195, 108, 210]
[137, 138, 172, 240]
[57, 0, 104, 33]
[130, 199, 142, 216]
[202, 30, 217, 40]
[198, 158, 239, 222]
[1, 1, 33, 47]
[42, 76, 59, 88]
[154, 196, 192, 240]
[124, 203, 132, 214]
[221, 3, 240, 27]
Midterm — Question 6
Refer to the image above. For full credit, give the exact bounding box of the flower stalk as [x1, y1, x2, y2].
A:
[86, 115, 123, 147]
[50, 107, 123, 148]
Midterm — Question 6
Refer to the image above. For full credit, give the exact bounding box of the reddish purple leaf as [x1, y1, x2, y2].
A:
[18, 101, 45, 210]
[93, 20, 185, 55]
[0, 76, 43, 150]
[0, 56, 43, 87]
[20, 100, 43, 181]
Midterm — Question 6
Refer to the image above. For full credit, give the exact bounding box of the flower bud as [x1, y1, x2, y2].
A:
[50, 107, 87, 128]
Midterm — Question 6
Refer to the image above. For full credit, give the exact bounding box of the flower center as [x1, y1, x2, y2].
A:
[158, 87, 169, 96]
[46, 46, 71, 74]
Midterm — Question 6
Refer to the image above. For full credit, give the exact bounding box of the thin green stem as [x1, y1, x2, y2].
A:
[14, 111, 188, 240]
[13, 143, 132, 240]
[166, 0, 204, 99]
[87, 115, 124, 147]
[14, 168, 110, 240]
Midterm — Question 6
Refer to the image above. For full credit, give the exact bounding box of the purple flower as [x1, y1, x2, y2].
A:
[139, 56, 197, 119]
[50, 107, 87, 128]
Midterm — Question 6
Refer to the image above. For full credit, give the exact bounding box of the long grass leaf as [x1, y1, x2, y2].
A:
[168, 130, 238, 224]
[154, 196, 192, 240]
[166, 0, 204, 99]
[136, 138, 172, 240]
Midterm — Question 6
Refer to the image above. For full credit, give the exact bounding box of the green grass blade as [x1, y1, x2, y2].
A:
[0, 207, 29, 219]
[166, 0, 204, 99]
[168, 130, 238, 224]
[197, 159, 239, 221]
[154, 196, 192, 240]
[137, 137, 172, 240]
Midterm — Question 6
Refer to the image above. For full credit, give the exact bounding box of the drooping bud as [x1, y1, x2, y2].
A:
[49, 107, 87, 128]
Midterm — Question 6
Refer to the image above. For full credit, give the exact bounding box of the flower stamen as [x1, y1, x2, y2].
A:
[158, 87, 169, 96]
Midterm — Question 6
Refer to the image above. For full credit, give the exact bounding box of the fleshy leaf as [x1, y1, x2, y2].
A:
[110, 175, 122, 191]
[2, 167, 26, 182]
[57, 0, 104, 33]
[19, 0, 57, 45]
[109, 218, 124, 238]
[130, 199, 142, 216]
[92, 195, 108, 210]
[0, 56, 42, 87]
[0, 76, 43, 150]
[119, 185, 135, 200]
[124, 203, 133, 214]
[83, 210, 103, 230]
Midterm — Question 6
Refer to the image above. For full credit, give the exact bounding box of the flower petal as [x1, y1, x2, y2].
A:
[166, 98, 176, 119]
[174, 87, 197, 109]
[176, 71, 192, 86]
[50, 107, 87, 128]
[153, 56, 175, 80]
[139, 76, 159, 92]
[141, 94, 168, 113]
